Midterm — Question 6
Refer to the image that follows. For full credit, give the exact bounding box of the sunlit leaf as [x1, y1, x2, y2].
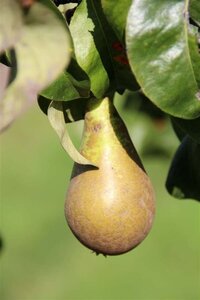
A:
[48, 101, 97, 166]
[0, 1, 71, 132]
[126, 0, 200, 119]
[69, 0, 138, 98]
[166, 136, 200, 201]
[69, 0, 110, 99]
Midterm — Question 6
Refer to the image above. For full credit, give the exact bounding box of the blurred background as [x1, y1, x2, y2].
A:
[0, 92, 200, 300]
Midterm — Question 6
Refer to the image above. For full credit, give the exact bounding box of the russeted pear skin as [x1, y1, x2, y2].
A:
[65, 97, 155, 255]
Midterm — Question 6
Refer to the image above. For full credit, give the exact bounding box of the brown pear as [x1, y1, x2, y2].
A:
[65, 97, 155, 255]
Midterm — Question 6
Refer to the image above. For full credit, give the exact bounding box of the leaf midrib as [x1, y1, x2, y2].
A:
[89, 0, 116, 84]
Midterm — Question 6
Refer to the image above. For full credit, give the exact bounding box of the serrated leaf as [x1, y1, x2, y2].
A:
[0, 0, 23, 53]
[126, 0, 200, 119]
[48, 101, 97, 166]
[0, 1, 71, 132]
[166, 136, 200, 201]
[101, 0, 132, 42]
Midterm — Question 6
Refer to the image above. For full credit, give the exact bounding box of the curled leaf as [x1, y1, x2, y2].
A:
[38, 96, 87, 123]
[48, 101, 97, 166]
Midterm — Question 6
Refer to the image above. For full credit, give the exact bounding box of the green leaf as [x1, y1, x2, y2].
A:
[0, 0, 23, 53]
[69, 0, 138, 98]
[166, 136, 200, 201]
[101, 0, 132, 41]
[190, 0, 200, 26]
[69, 0, 110, 99]
[48, 101, 97, 166]
[0, 1, 71, 132]
[41, 58, 90, 101]
[40, 71, 89, 101]
[126, 0, 200, 119]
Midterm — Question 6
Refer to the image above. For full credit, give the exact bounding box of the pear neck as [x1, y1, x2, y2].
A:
[86, 97, 114, 123]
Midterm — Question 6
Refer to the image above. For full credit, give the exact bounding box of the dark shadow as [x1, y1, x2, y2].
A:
[0, 53, 11, 67]
[166, 136, 200, 201]
[109, 103, 146, 172]
[63, 98, 88, 123]
[8, 49, 17, 85]
[70, 163, 98, 179]
[37, 95, 51, 115]
[0, 235, 4, 254]
[67, 58, 90, 84]
[37, 96, 88, 123]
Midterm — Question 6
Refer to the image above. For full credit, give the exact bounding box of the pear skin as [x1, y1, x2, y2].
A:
[65, 97, 155, 255]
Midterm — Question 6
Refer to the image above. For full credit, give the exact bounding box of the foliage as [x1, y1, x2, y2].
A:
[0, 0, 200, 201]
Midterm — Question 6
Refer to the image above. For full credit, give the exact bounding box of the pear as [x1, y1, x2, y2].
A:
[65, 97, 155, 255]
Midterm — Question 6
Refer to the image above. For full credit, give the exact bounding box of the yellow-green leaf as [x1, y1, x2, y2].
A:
[48, 101, 97, 166]
[0, 1, 71, 132]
